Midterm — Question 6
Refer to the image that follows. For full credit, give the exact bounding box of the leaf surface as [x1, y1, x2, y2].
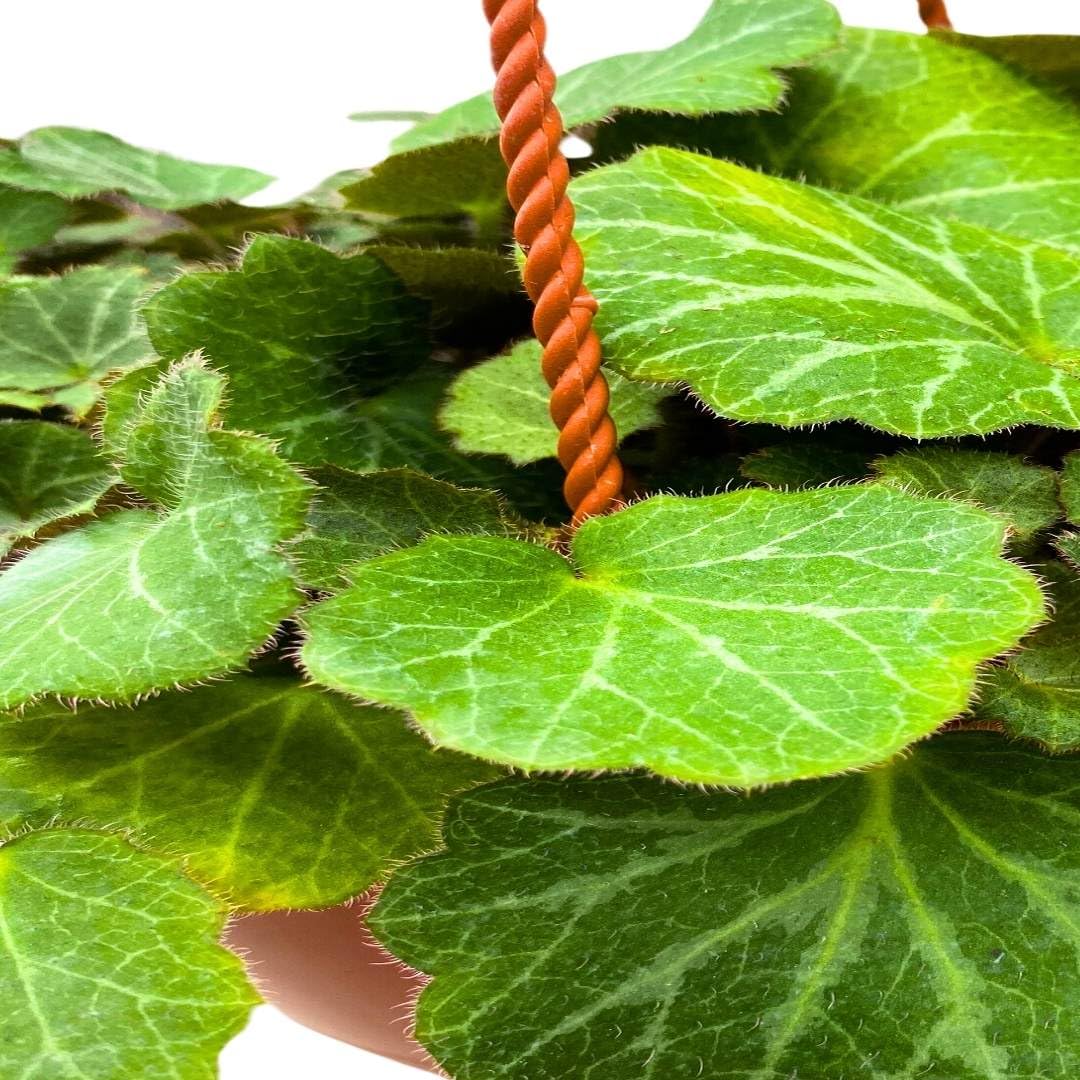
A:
[740, 441, 871, 489]
[978, 560, 1080, 751]
[0, 678, 500, 910]
[440, 340, 667, 465]
[0, 421, 114, 553]
[873, 448, 1061, 547]
[0, 186, 67, 272]
[677, 29, 1080, 251]
[573, 148, 1080, 437]
[0, 829, 256, 1079]
[1059, 449, 1080, 524]
[295, 467, 513, 591]
[371, 734, 1080, 1080]
[0, 127, 272, 209]
[391, 0, 840, 153]
[0, 360, 310, 707]
[302, 486, 1043, 785]
[0, 266, 151, 415]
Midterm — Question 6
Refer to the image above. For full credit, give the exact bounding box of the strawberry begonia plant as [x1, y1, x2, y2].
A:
[2, 2, 1080, 1077]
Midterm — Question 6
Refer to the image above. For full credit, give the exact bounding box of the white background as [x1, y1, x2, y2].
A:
[3, 1, 1075, 1076]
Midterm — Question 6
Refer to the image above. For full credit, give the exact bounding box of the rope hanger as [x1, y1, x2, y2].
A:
[483, 0, 952, 526]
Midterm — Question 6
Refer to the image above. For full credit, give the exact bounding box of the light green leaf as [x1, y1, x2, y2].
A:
[302, 486, 1043, 785]
[370, 734, 1080, 1080]
[678, 28, 1080, 251]
[0, 266, 151, 416]
[0, 828, 257, 1080]
[740, 441, 871, 488]
[295, 467, 513, 591]
[1059, 450, 1080, 524]
[978, 560, 1080, 752]
[0, 360, 311, 708]
[0, 422, 114, 553]
[440, 340, 667, 465]
[0, 677, 501, 910]
[573, 147, 1080, 438]
[873, 448, 1061, 548]
[391, 0, 840, 153]
[0, 126, 272, 210]
[0, 186, 68, 273]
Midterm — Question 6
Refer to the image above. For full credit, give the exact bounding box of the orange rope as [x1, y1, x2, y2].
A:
[484, 0, 623, 525]
[918, 0, 953, 29]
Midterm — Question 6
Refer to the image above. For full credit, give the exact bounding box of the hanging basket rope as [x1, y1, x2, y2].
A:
[483, 0, 624, 526]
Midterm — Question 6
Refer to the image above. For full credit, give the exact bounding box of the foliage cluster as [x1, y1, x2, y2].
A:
[2, 3, 1080, 1076]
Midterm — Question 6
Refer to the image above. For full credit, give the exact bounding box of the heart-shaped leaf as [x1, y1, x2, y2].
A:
[573, 148, 1080, 437]
[0, 677, 501, 910]
[371, 734, 1080, 1080]
[0, 828, 257, 1079]
[302, 486, 1043, 785]
[0, 360, 310, 707]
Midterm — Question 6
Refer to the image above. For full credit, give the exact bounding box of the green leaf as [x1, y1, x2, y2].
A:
[937, 31, 1080, 104]
[0, 828, 257, 1079]
[1059, 449, 1080, 524]
[302, 486, 1043, 785]
[613, 29, 1080, 252]
[873, 448, 1061, 548]
[295, 467, 513, 591]
[0, 677, 501, 910]
[573, 147, 1080, 438]
[440, 340, 667, 465]
[143, 235, 442, 468]
[0, 360, 310, 708]
[0, 266, 151, 416]
[342, 139, 509, 234]
[0, 127, 272, 210]
[0, 422, 114, 553]
[978, 560, 1080, 751]
[370, 734, 1080, 1080]
[391, 0, 841, 153]
[740, 441, 871, 488]
[0, 186, 68, 272]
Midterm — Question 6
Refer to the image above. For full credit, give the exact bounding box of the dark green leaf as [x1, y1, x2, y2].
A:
[0, 677, 501, 910]
[372, 734, 1080, 1080]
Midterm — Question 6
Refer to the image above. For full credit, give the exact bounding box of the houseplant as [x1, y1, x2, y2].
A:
[3, 0, 1080, 1076]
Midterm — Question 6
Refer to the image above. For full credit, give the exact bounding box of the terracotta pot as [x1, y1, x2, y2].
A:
[226, 895, 438, 1074]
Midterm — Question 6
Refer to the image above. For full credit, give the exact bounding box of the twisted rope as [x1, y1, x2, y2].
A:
[918, 0, 953, 29]
[483, 0, 624, 525]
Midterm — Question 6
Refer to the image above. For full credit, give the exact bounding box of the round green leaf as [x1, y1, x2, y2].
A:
[302, 486, 1044, 785]
[371, 734, 1080, 1080]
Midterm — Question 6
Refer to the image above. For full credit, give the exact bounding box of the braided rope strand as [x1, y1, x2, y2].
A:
[484, 0, 624, 525]
[918, 0, 952, 29]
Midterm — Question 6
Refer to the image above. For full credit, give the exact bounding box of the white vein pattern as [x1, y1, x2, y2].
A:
[0, 363, 309, 707]
[571, 148, 1080, 438]
[302, 486, 1044, 785]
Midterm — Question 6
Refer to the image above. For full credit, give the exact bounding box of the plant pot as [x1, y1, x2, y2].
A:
[225, 894, 438, 1074]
